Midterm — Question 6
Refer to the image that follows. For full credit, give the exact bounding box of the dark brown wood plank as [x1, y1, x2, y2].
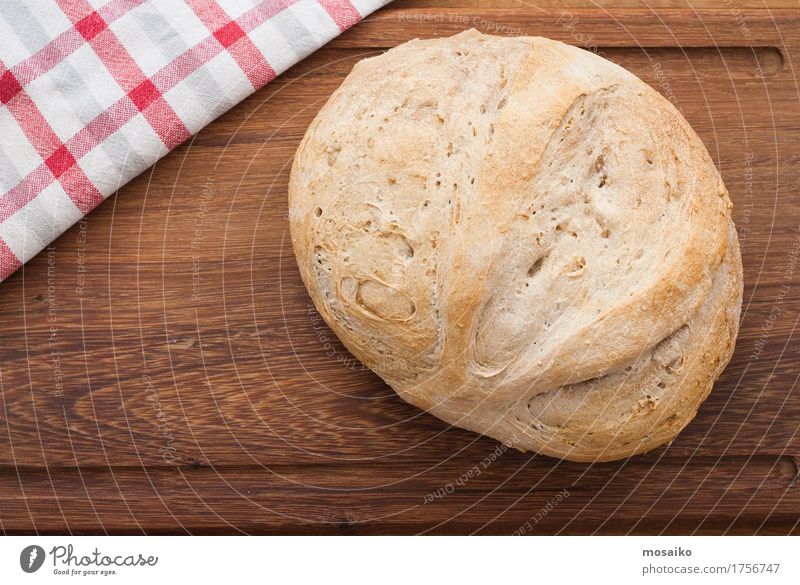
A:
[332, 8, 800, 48]
[0, 456, 796, 534]
[393, 1, 797, 7]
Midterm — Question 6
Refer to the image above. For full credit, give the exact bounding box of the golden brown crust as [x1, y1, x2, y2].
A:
[288, 30, 743, 462]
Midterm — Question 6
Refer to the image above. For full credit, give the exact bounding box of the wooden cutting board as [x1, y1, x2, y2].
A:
[1, 3, 799, 535]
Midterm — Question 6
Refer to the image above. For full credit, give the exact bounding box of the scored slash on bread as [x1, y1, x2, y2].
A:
[289, 30, 743, 462]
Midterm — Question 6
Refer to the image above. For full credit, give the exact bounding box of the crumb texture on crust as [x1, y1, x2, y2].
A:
[288, 29, 743, 462]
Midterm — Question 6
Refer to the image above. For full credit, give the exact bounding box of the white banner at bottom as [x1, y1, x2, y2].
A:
[0, 536, 796, 584]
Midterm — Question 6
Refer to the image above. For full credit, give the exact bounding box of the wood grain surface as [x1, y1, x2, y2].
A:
[1, 1, 799, 535]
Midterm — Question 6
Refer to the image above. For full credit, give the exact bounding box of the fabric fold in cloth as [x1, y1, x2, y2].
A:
[0, 0, 390, 282]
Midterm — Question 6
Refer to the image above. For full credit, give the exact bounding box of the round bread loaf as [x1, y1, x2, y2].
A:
[289, 30, 743, 462]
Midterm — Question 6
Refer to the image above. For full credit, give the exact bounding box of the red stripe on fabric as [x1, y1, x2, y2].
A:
[228, 41, 276, 88]
[0, 158, 103, 219]
[12, 30, 81, 84]
[185, 0, 276, 90]
[0, 59, 99, 220]
[97, 0, 146, 24]
[66, 97, 139, 159]
[0, 70, 24, 104]
[53, 0, 94, 22]
[54, 0, 190, 148]
[128, 79, 161, 110]
[75, 11, 108, 41]
[0, 113, 101, 218]
[68, 32, 225, 159]
[56, 38, 221, 167]
[2, 34, 218, 221]
[59, 165, 103, 214]
[86, 29, 191, 147]
[83, 27, 149, 93]
[237, 0, 297, 33]
[149, 36, 222, 91]
[0, 0, 369, 283]
[317, 0, 362, 31]
[54, 0, 145, 95]
[0, 166, 55, 222]
[9, 0, 145, 86]
[141, 99, 192, 150]
[0, 239, 22, 281]
[3, 79, 65, 160]
[185, 0, 230, 29]
[1, 0, 294, 226]
[214, 21, 246, 48]
[45, 145, 77, 178]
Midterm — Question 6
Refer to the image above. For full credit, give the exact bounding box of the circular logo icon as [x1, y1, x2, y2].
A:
[20, 545, 46, 573]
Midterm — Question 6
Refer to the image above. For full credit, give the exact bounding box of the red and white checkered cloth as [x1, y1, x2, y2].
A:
[0, 0, 389, 282]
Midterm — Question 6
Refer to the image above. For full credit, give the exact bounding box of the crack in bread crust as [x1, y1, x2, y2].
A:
[289, 30, 743, 462]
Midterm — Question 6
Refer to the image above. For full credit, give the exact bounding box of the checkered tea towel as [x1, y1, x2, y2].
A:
[0, 0, 390, 282]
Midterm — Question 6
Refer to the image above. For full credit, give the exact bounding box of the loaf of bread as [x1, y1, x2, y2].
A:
[289, 30, 743, 462]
